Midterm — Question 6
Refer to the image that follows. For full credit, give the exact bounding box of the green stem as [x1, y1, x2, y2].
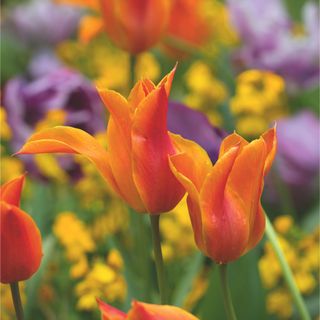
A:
[10, 282, 24, 320]
[218, 264, 237, 320]
[129, 54, 136, 90]
[265, 215, 311, 320]
[150, 214, 168, 304]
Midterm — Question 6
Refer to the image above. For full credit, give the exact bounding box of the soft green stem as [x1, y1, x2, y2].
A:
[218, 264, 237, 320]
[150, 214, 168, 304]
[129, 54, 136, 90]
[265, 215, 311, 320]
[10, 282, 24, 320]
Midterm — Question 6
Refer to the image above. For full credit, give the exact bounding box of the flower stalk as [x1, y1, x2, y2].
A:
[150, 214, 168, 304]
[265, 215, 311, 320]
[10, 282, 24, 320]
[218, 264, 237, 320]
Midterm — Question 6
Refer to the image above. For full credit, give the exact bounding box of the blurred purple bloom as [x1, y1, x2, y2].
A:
[277, 110, 319, 186]
[8, 0, 81, 46]
[167, 101, 227, 163]
[3, 53, 105, 181]
[228, 0, 320, 88]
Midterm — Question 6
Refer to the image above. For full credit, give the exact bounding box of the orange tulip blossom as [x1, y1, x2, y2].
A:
[97, 298, 199, 320]
[0, 175, 42, 283]
[17, 67, 187, 214]
[169, 127, 277, 263]
[57, 0, 171, 53]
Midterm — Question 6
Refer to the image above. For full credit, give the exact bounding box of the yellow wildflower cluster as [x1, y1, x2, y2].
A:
[259, 215, 319, 319]
[160, 198, 197, 261]
[57, 37, 161, 94]
[53, 211, 127, 311]
[0, 283, 26, 320]
[230, 70, 287, 137]
[203, 0, 238, 55]
[184, 61, 228, 126]
[75, 250, 126, 310]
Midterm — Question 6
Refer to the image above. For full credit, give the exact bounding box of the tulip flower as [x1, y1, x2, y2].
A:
[0, 175, 42, 283]
[57, 0, 171, 53]
[99, 0, 171, 54]
[169, 127, 277, 263]
[97, 298, 199, 320]
[17, 68, 185, 214]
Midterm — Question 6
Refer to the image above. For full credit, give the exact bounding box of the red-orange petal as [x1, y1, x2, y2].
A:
[0, 174, 25, 207]
[200, 146, 250, 263]
[1, 202, 42, 283]
[132, 85, 184, 213]
[169, 134, 212, 250]
[127, 300, 199, 320]
[262, 126, 277, 176]
[97, 298, 126, 320]
[17, 126, 121, 196]
[225, 139, 267, 238]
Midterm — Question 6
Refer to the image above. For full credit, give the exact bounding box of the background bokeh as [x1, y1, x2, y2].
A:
[1, 0, 319, 319]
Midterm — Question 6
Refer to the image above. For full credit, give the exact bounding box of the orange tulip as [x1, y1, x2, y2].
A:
[97, 298, 199, 320]
[0, 175, 42, 283]
[164, 0, 211, 57]
[169, 128, 277, 263]
[17, 68, 185, 214]
[99, 0, 171, 54]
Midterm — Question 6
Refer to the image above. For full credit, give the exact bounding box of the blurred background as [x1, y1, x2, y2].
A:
[1, 0, 319, 319]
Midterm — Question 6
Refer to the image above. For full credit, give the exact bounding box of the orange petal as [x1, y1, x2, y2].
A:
[262, 126, 277, 176]
[107, 118, 145, 212]
[97, 298, 126, 320]
[98, 89, 145, 211]
[17, 126, 121, 196]
[219, 132, 248, 158]
[0, 174, 25, 206]
[157, 64, 177, 96]
[128, 80, 150, 112]
[1, 202, 42, 283]
[132, 85, 184, 213]
[169, 134, 212, 250]
[79, 16, 104, 44]
[128, 300, 198, 320]
[200, 146, 250, 263]
[245, 204, 266, 253]
[226, 139, 267, 234]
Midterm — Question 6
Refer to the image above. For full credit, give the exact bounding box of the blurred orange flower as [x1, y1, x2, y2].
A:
[0, 175, 42, 283]
[58, 0, 171, 53]
[169, 128, 277, 263]
[97, 298, 199, 320]
[18, 67, 185, 214]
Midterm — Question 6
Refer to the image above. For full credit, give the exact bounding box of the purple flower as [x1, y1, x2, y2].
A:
[277, 110, 319, 186]
[7, 0, 81, 47]
[167, 101, 227, 163]
[3, 53, 105, 181]
[228, 0, 319, 89]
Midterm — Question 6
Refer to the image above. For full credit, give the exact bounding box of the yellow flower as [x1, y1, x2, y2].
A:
[70, 255, 89, 279]
[53, 211, 95, 262]
[274, 215, 294, 234]
[231, 70, 287, 137]
[259, 255, 282, 289]
[294, 272, 316, 295]
[267, 289, 292, 319]
[107, 249, 124, 271]
[0, 107, 11, 140]
[135, 53, 161, 82]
